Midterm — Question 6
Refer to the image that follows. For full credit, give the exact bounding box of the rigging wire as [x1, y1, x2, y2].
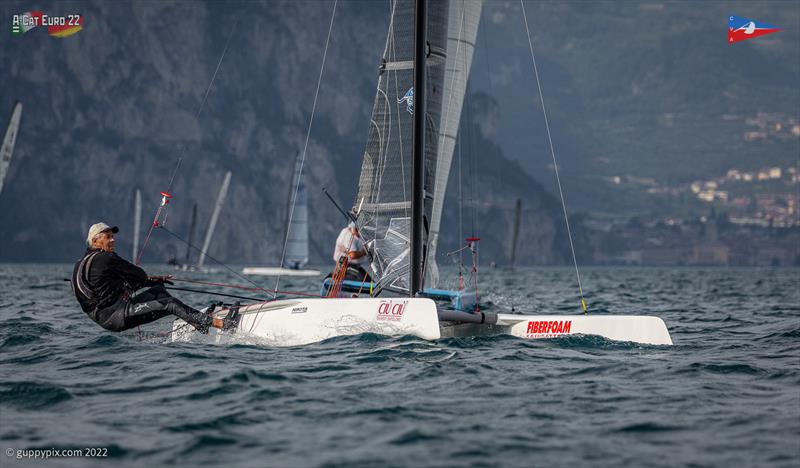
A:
[158, 225, 274, 296]
[136, 21, 239, 265]
[519, 0, 587, 314]
[274, 0, 338, 297]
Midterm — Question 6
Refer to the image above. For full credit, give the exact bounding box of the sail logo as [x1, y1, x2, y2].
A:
[728, 15, 781, 45]
[398, 87, 414, 114]
[11, 11, 83, 38]
[376, 300, 407, 321]
[525, 320, 571, 337]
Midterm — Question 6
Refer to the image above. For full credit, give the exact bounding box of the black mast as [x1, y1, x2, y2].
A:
[410, 0, 427, 297]
[185, 203, 197, 264]
[510, 199, 521, 268]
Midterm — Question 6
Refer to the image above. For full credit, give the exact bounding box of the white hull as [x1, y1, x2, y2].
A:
[242, 267, 321, 277]
[437, 314, 671, 345]
[173, 297, 440, 346]
[172, 299, 672, 346]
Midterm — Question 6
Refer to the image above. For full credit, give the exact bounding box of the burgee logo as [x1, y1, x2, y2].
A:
[728, 15, 781, 44]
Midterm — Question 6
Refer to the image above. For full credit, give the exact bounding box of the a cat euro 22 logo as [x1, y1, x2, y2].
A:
[11, 11, 83, 38]
[728, 15, 781, 45]
[376, 300, 407, 322]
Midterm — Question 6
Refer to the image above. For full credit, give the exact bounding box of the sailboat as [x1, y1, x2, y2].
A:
[242, 152, 321, 277]
[0, 102, 22, 195]
[168, 172, 230, 272]
[172, 0, 672, 347]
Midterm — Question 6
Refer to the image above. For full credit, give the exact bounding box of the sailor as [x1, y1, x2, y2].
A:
[71, 222, 239, 333]
[333, 221, 372, 282]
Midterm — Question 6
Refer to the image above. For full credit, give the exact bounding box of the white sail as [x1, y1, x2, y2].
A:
[0, 102, 22, 195]
[197, 171, 232, 268]
[132, 189, 142, 261]
[283, 153, 310, 269]
[426, 0, 481, 287]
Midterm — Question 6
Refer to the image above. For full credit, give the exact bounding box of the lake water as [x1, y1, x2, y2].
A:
[1, 264, 798, 467]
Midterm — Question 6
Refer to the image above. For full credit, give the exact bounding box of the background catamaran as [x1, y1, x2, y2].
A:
[173, 0, 672, 347]
[243, 152, 321, 277]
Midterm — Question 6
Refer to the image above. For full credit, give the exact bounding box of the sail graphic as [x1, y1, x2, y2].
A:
[353, 0, 480, 292]
[0, 102, 22, 195]
[283, 153, 310, 269]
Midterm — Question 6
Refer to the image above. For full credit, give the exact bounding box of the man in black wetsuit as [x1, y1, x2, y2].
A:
[71, 222, 239, 333]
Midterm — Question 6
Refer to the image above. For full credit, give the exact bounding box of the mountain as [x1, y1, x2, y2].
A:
[0, 1, 388, 263]
[469, 1, 799, 217]
[0, 1, 574, 267]
[2, 1, 796, 265]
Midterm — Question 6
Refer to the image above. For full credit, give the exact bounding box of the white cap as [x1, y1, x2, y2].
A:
[348, 221, 357, 229]
[86, 222, 119, 245]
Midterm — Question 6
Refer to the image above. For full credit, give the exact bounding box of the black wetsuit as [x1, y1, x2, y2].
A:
[71, 248, 212, 332]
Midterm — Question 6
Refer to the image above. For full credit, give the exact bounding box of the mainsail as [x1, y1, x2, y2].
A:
[353, 0, 480, 292]
[283, 153, 309, 269]
[0, 102, 22, 195]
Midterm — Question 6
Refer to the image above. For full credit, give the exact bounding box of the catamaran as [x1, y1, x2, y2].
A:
[172, 0, 672, 347]
[243, 152, 321, 277]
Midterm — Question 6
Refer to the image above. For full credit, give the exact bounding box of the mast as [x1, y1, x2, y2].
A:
[282, 152, 299, 265]
[132, 189, 142, 261]
[185, 203, 197, 264]
[197, 171, 232, 268]
[410, 0, 427, 296]
[510, 198, 521, 267]
[0, 102, 22, 195]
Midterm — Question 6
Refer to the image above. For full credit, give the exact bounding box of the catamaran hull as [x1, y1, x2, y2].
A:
[172, 299, 672, 346]
[439, 314, 672, 345]
[172, 297, 441, 347]
[242, 267, 321, 277]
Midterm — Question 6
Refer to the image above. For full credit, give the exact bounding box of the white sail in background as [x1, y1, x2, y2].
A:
[0, 102, 22, 195]
[132, 189, 142, 261]
[197, 171, 232, 268]
[283, 153, 309, 269]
